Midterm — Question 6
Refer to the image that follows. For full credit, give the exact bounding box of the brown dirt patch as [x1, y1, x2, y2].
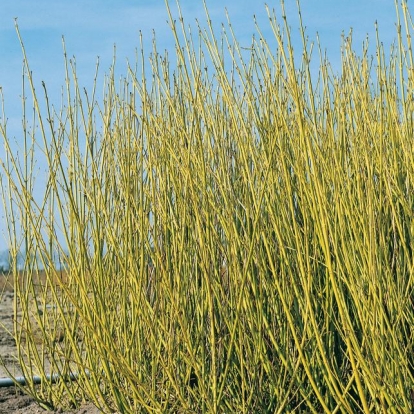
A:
[0, 272, 105, 413]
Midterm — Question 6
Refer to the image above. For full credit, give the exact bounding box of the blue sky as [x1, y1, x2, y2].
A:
[0, 0, 405, 250]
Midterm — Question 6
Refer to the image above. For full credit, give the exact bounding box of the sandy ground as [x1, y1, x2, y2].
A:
[0, 274, 104, 414]
[0, 387, 102, 414]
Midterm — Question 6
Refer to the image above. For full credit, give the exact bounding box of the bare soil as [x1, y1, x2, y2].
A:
[0, 273, 104, 414]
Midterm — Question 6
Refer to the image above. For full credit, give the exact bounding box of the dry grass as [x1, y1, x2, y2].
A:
[1, 0, 414, 412]
[0, 270, 68, 293]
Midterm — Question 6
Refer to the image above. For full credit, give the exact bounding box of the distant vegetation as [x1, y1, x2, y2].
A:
[1, 1, 413, 412]
[0, 249, 68, 273]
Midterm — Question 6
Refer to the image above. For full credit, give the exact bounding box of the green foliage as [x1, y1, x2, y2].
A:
[1, 0, 414, 412]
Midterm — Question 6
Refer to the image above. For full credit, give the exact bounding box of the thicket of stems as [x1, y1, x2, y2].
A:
[1, 0, 413, 412]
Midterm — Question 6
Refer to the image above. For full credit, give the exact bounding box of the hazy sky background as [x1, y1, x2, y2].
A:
[0, 0, 407, 251]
